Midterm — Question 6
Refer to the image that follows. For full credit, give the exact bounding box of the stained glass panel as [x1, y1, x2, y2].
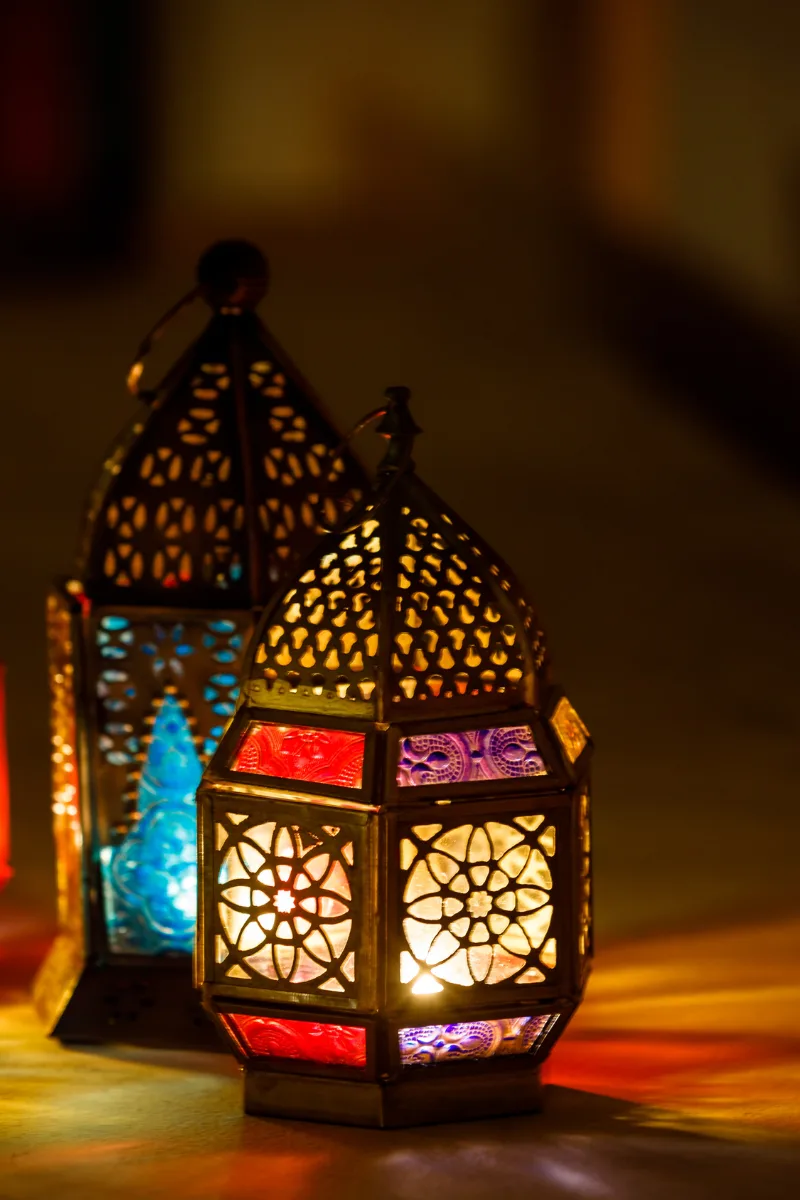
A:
[215, 810, 357, 994]
[578, 790, 592, 961]
[223, 1014, 366, 1067]
[399, 1014, 555, 1067]
[397, 725, 546, 787]
[400, 816, 558, 992]
[232, 722, 365, 788]
[101, 693, 202, 954]
[550, 697, 589, 763]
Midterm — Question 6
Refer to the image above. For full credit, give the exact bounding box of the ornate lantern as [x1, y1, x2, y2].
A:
[197, 388, 593, 1126]
[0, 664, 11, 893]
[33, 241, 365, 1047]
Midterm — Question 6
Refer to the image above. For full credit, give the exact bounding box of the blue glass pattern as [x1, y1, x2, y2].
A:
[102, 694, 202, 954]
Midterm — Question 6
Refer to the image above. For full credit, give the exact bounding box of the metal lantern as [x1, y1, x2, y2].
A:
[33, 241, 365, 1047]
[197, 388, 593, 1126]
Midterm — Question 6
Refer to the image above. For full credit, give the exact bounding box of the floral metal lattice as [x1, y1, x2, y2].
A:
[399, 816, 558, 993]
[215, 811, 358, 995]
[232, 722, 365, 788]
[223, 1014, 366, 1066]
[397, 724, 546, 787]
[398, 1014, 555, 1067]
[551, 696, 589, 764]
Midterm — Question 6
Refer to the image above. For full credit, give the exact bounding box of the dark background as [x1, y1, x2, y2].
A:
[1, 0, 798, 950]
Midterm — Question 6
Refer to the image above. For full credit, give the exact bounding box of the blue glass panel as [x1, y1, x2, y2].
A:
[101, 694, 203, 955]
[101, 615, 131, 631]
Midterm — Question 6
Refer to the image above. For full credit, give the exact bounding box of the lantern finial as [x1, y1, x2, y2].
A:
[196, 239, 269, 310]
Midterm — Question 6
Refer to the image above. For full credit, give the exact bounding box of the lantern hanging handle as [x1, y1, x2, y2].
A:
[318, 386, 421, 533]
[126, 287, 201, 401]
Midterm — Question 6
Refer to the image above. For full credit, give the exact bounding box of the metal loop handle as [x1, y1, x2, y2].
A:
[126, 287, 200, 401]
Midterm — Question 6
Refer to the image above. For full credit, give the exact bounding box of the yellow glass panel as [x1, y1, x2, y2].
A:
[305, 853, 330, 881]
[341, 952, 355, 982]
[291, 948, 326, 982]
[486, 947, 525, 984]
[400, 839, 417, 870]
[246, 821, 275, 849]
[432, 826, 470, 861]
[322, 921, 351, 958]
[538, 825, 556, 856]
[215, 824, 227, 851]
[513, 815, 544, 832]
[518, 849, 552, 889]
[400, 951, 419, 983]
[304, 929, 331, 961]
[238, 842, 265, 874]
[498, 924, 529, 957]
[540, 937, 557, 969]
[226, 964, 249, 979]
[215, 934, 227, 963]
[428, 852, 459, 884]
[275, 827, 295, 858]
[319, 978, 345, 992]
[487, 913, 510, 935]
[219, 848, 239, 883]
[227, 813, 249, 825]
[498, 844, 529, 878]
[467, 827, 491, 863]
[450, 873, 470, 894]
[322, 861, 351, 901]
[467, 944, 492, 981]
[469, 864, 489, 886]
[551, 696, 589, 763]
[516, 888, 549, 912]
[427, 930, 461, 965]
[239, 922, 266, 952]
[486, 821, 525, 859]
[488, 870, 508, 892]
[404, 917, 440, 961]
[468, 921, 490, 944]
[449, 917, 470, 938]
[519, 906, 552, 949]
[257, 867, 275, 887]
[414, 824, 443, 841]
[515, 965, 545, 984]
[404, 859, 441, 902]
[431, 948, 472, 986]
[495, 891, 516, 912]
[443, 896, 464, 916]
[408, 896, 444, 920]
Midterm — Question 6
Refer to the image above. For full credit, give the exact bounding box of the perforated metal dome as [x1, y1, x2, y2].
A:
[245, 391, 548, 720]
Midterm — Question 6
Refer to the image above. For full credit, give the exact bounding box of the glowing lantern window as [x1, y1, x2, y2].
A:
[197, 388, 593, 1126]
[33, 241, 365, 1049]
[232, 722, 365, 788]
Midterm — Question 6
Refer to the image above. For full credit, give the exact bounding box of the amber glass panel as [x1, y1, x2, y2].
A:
[223, 1013, 366, 1067]
[550, 697, 589, 763]
[232, 722, 365, 788]
[47, 594, 83, 938]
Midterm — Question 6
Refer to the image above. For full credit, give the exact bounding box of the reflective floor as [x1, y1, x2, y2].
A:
[2, 916, 799, 1200]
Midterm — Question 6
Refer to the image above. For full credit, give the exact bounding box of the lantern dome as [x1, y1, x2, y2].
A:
[197, 388, 593, 1127]
[245, 388, 548, 720]
[80, 239, 363, 609]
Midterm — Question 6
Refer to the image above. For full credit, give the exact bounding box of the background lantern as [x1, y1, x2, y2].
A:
[33, 241, 365, 1047]
[197, 388, 593, 1126]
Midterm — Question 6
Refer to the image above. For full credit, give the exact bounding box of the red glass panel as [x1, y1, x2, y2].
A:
[223, 1014, 367, 1067]
[231, 722, 365, 788]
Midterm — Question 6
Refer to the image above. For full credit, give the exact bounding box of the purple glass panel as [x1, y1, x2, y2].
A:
[397, 725, 546, 787]
[398, 1014, 555, 1066]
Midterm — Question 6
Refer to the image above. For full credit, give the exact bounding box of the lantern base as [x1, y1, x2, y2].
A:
[243, 1062, 544, 1128]
[33, 936, 221, 1051]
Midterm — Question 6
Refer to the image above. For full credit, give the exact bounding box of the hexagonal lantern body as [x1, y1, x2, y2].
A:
[197, 394, 593, 1125]
[33, 243, 365, 1048]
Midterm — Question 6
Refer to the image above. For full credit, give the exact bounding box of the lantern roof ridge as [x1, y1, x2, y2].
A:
[246, 389, 548, 720]
[76, 242, 366, 610]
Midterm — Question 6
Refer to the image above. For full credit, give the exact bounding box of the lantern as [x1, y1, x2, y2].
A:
[0, 664, 11, 892]
[196, 388, 593, 1126]
[33, 241, 365, 1047]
